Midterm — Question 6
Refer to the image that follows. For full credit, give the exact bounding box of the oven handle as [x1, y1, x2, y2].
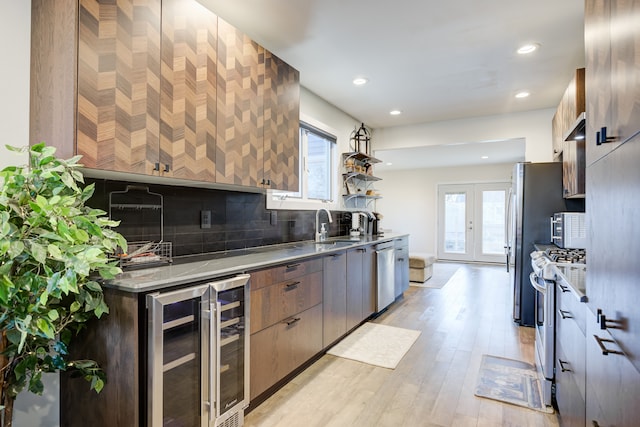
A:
[529, 272, 547, 294]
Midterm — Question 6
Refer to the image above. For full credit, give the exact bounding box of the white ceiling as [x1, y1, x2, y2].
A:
[197, 0, 585, 168]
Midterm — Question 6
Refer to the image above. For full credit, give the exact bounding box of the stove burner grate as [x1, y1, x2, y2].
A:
[545, 248, 586, 264]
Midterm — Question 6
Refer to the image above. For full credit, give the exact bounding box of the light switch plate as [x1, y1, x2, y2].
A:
[201, 210, 211, 229]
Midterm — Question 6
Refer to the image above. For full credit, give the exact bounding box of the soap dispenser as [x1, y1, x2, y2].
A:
[320, 223, 327, 241]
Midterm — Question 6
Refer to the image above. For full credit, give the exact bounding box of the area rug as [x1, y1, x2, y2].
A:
[475, 355, 554, 413]
[410, 262, 462, 289]
[326, 323, 421, 369]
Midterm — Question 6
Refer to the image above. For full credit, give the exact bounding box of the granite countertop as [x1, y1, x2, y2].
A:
[107, 233, 407, 293]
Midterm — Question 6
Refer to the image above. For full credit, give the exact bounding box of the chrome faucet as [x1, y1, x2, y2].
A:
[315, 208, 333, 242]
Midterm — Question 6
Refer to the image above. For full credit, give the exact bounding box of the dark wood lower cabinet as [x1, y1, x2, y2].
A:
[362, 245, 376, 319]
[585, 307, 640, 427]
[323, 252, 347, 347]
[555, 284, 586, 427]
[249, 304, 323, 400]
[61, 289, 141, 427]
[346, 248, 365, 331]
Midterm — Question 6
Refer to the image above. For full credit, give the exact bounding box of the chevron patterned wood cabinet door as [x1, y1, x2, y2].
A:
[263, 51, 300, 192]
[32, 0, 300, 190]
[76, 0, 162, 175]
[160, 0, 218, 181]
[216, 18, 265, 188]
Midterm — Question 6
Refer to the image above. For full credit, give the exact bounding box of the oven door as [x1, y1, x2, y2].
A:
[529, 272, 555, 381]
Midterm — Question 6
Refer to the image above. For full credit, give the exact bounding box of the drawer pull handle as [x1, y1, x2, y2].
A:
[286, 263, 301, 270]
[597, 309, 626, 330]
[558, 284, 570, 293]
[283, 317, 301, 326]
[558, 359, 572, 372]
[357, 248, 366, 253]
[558, 309, 573, 319]
[284, 281, 300, 291]
[593, 335, 624, 356]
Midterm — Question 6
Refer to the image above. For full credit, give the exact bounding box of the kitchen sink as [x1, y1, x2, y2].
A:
[314, 241, 355, 249]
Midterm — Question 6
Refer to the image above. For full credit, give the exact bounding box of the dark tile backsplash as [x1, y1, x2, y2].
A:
[87, 179, 352, 258]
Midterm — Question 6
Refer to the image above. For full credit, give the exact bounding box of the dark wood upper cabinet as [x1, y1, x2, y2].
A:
[263, 51, 300, 192]
[30, 0, 300, 190]
[551, 68, 586, 198]
[76, 0, 162, 175]
[215, 18, 265, 188]
[585, 0, 640, 166]
[160, 0, 218, 181]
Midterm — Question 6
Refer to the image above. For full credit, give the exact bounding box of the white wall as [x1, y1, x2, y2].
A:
[374, 108, 555, 163]
[376, 163, 514, 254]
[1, 2, 59, 426]
[0, 0, 30, 168]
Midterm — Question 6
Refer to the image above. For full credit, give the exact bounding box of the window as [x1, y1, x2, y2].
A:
[270, 120, 336, 207]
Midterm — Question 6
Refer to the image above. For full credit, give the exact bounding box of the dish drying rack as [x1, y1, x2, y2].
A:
[109, 185, 172, 269]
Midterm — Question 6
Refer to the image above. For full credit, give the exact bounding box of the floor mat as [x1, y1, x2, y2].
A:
[326, 323, 420, 369]
[475, 354, 554, 413]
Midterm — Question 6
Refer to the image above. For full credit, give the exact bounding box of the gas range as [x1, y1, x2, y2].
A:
[544, 247, 586, 264]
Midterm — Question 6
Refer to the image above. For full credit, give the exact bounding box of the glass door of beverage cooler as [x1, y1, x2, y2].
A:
[210, 274, 250, 427]
[147, 284, 212, 427]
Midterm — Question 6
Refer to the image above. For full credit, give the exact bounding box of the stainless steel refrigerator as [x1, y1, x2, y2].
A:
[505, 162, 584, 326]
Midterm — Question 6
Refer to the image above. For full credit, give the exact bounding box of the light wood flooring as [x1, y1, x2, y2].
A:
[245, 263, 560, 427]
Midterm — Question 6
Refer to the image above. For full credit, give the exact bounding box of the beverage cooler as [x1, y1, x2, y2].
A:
[147, 274, 250, 427]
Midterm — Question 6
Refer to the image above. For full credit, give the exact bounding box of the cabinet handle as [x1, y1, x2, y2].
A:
[285, 263, 301, 270]
[558, 284, 570, 293]
[153, 162, 170, 173]
[284, 281, 300, 291]
[597, 309, 626, 330]
[558, 359, 572, 372]
[397, 258, 405, 262]
[597, 126, 616, 145]
[593, 335, 624, 356]
[558, 309, 572, 319]
[282, 317, 301, 326]
[357, 248, 366, 253]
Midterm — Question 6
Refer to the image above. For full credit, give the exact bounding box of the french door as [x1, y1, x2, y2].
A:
[437, 183, 509, 263]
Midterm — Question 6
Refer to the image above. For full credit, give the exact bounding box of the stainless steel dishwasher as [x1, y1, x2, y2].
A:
[375, 241, 396, 312]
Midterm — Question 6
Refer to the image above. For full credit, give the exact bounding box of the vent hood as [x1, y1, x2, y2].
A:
[563, 112, 586, 141]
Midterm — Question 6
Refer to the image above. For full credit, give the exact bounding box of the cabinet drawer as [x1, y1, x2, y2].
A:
[555, 343, 586, 427]
[556, 282, 586, 335]
[250, 270, 322, 334]
[249, 257, 323, 291]
[585, 308, 640, 426]
[393, 236, 408, 248]
[250, 303, 323, 400]
[556, 304, 586, 400]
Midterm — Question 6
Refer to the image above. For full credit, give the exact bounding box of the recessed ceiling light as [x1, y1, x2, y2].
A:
[353, 77, 368, 86]
[386, 162, 393, 166]
[517, 43, 539, 54]
[515, 91, 530, 99]
[481, 156, 489, 159]
[389, 110, 402, 115]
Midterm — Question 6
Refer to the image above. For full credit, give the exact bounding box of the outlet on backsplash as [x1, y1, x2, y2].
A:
[201, 210, 212, 229]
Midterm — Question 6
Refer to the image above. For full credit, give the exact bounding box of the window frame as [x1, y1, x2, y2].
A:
[267, 115, 339, 211]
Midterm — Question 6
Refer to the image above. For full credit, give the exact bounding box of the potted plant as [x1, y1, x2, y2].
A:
[0, 143, 126, 427]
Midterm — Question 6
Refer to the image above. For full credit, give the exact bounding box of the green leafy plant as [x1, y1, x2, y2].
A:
[0, 143, 126, 426]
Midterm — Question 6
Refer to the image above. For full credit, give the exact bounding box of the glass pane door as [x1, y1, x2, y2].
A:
[438, 185, 473, 261]
[474, 184, 509, 263]
[216, 286, 247, 417]
[147, 285, 211, 427]
[438, 183, 509, 262]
